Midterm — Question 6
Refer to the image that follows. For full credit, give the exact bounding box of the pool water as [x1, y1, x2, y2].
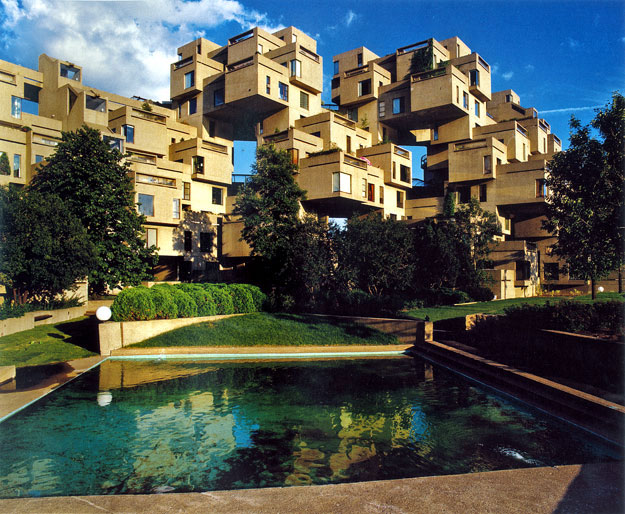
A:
[0, 356, 620, 498]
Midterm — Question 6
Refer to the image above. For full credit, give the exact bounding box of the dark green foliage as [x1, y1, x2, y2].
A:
[227, 284, 256, 313]
[176, 284, 216, 316]
[408, 41, 434, 76]
[202, 284, 235, 315]
[411, 287, 470, 307]
[29, 126, 157, 294]
[149, 286, 178, 319]
[0, 297, 83, 320]
[503, 300, 624, 336]
[170, 288, 197, 318]
[0, 152, 10, 175]
[442, 190, 456, 218]
[332, 290, 405, 317]
[543, 93, 624, 297]
[244, 284, 267, 311]
[335, 214, 414, 297]
[0, 187, 95, 304]
[465, 285, 495, 302]
[111, 287, 155, 321]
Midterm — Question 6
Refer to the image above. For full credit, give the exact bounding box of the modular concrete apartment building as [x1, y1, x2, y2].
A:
[0, 26, 611, 297]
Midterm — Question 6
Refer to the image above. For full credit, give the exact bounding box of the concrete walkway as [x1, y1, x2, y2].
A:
[0, 462, 621, 513]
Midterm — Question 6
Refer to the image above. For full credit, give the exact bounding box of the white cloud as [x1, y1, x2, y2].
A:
[525, 64, 535, 72]
[566, 37, 580, 49]
[502, 71, 514, 81]
[0, 0, 279, 101]
[344, 10, 358, 27]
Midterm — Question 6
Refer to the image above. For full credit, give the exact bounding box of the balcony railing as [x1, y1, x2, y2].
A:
[128, 153, 157, 165]
[539, 119, 550, 132]
[344, 155, 367, 170]
[228, 29, 253, 46]
[227, 57, 254, 73]
[174, 56, 193, 70]
[299, 46, 320, 63]
[397, 39, 429, 55]
[133, 109, 166, 123]
[263, 131, 289, 144]
[553, 134, 562, 146]
[344, 65, 369, 78]
[516, 124, 528, 137]
[394, 146, 410, 158]
[478, 56, 490, 72]
[411, 67, 447, 82]
[455, 140, 487, 151]
[202, 141, 229, 154]
[0, 70, 16, 85]
[486, 111, 495, 120]
[333, 113, 356, 129]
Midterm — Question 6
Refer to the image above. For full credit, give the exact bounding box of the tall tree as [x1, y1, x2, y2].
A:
[543, 93, 624, 298]
[0, 187, 95, 304]
[335, 214, 415, 296]
[234, 144, 334, 309]
[29, 126, 157, 294]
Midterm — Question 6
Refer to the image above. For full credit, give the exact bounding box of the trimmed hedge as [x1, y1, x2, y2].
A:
[111, 287, 156, 321]
[110, 282, 264, 321]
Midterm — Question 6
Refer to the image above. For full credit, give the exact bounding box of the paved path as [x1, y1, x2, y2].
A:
[0, 462, 622, 513]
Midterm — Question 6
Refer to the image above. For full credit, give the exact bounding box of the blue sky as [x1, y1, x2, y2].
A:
[1, 0, 623, 174]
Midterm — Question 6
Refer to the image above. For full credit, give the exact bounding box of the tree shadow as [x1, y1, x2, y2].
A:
[53, 316, 100, 353]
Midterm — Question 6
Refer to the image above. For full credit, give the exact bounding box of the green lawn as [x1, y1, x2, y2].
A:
[131, 312, 399, 348]
[0, 317, 98, 367]
[404, 292, 624, 322]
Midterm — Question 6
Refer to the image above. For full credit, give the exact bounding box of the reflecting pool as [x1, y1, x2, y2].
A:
[0, 356, 620, 498]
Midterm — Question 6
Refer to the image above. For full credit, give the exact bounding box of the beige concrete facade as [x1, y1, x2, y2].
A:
[1, 27, 608, 294]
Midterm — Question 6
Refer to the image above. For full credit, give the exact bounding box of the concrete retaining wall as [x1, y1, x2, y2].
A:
[0, 306, 88, 337]
[98, 314, 242, 355]
[99, 314, 432, 356]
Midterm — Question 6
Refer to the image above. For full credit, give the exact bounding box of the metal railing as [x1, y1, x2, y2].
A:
[174, 56, 193, 70]
[344, 155, 367, 169]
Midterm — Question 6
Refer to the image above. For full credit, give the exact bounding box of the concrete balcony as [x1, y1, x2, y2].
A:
[357, 142, 412, 189]
[297, 149, 385, 217]
[518, 117, 552, 155]
[448, 137, 507, 183]
[170, 53, 224, 101]
[338, 62, 391, 107]
[169, 137, 232, 185]
[265, 43, 323, 94]
[494, 159, 548, 207]
[108, 106, 168, 156]
[452, 53, 492, 102]
[474, 121, 531, 163]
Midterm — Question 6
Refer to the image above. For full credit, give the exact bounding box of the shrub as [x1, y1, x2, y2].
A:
[111, 287, 156, 321]
[227, 284, 256, 313]
[178, 284, 217, 316]
[242, 284, 266, 311]
[331, 289, 404, 317]
[202, 284, 234, 315]
[170, 288, 198, 318]
[464, 285, 494, 302]
[149, 286, 178, 319]
[413, 287, 470, 307]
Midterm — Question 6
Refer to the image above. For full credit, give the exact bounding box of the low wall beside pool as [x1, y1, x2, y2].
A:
[98, 314, 432, 356]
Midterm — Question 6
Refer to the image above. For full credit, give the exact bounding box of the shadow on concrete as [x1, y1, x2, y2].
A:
[53, 316, 100, 353]
[553, 462, 624, 513]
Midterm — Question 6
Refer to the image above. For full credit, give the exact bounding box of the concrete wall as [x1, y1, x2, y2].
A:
[0, 305, 88, 337]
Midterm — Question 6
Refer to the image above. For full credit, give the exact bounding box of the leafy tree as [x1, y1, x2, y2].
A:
[543, 93, 624, 298]
[335, 214, 414, 296]
[0, 152, 10, 176]
[234, 144, 334, 309]
[442, 190, 456, 218]
[0, 187, 95, 304]
[29, 126, 157, 294]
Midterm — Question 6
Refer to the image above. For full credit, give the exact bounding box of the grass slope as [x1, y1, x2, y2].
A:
[131, 312, 399, 348]
[405, 292, 624, 322]
[0, 317, 98, 367]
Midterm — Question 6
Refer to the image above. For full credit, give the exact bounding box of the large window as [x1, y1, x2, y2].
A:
[433, 127, 439, 141]
[332, 172, 351, 193]
[11, 96, 21, 118]
[214, 88, 225, 106]
[379, 186, 384, 204]
[483, 154, 492, 174]
[188, 97, 197, 115]
[200, 232, 213, 252]
[358, 79, 371, 96]
[300, 91, 309, 110]
[361, 178, 367, 198]
[536, 178, 547, 197]
[400, 164, 410, 183]
[146, 228, 157, 248]
[368, 183, 375, 202]
[86, 95, 106, 112]
[60, 63, 80, 81]
[173, 199, 180, 219]
[474, 100, 480, 117]
[378, 101, 385, 118]
[266, 76, 271, 95]
[184, 71, 195, 89]
[396, 190, 404, 208]
[479, 183, 487, 202]
[357, 52, 363, 67]
[192, 155, 204, 174]
[183, 181, 190, 200]
[279, 82, 289, 101]
[290, 59, 301, 77]
[333, 60, 339, 75]
[458, 186, 471, 204]
[13, 154, 20, 178]
[392, 97, 405, 114]
[122, 124, 134, 144]
[462, 92, 469, 109]
[104, 136, 124, 153]
[212, 186, 223, 205]
[184, 231, 192, 252]
[470, 69, 479, 86]
[516, 261, 531, 281]
[138, 193, 154, 216]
